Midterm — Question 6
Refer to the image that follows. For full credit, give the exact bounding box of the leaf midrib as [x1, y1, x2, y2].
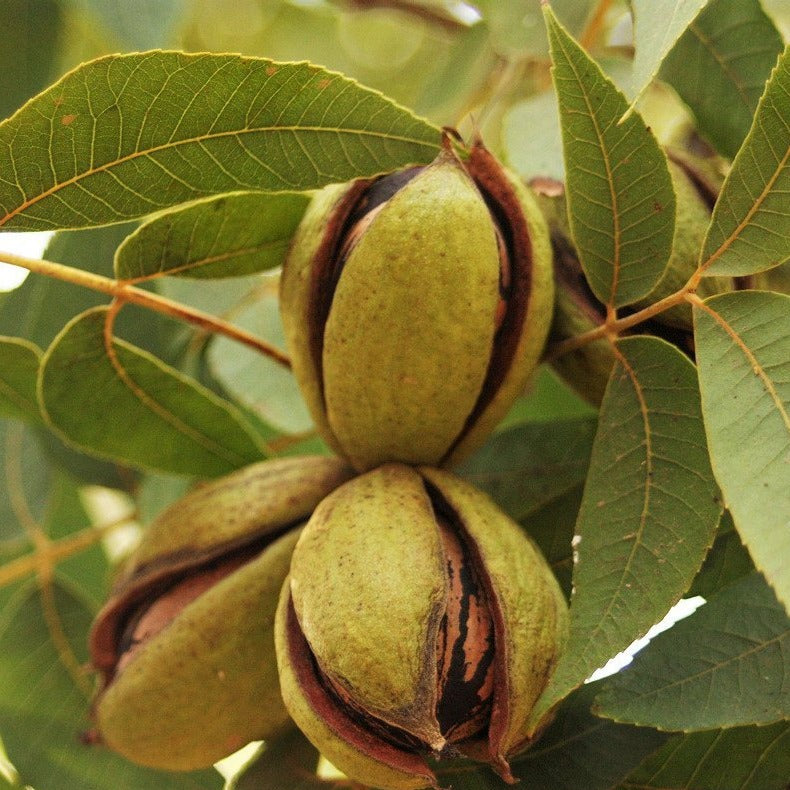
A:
[0, 124, 438, 227]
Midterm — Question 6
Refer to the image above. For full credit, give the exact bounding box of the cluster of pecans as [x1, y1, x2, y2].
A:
[88, 139, 573, 789]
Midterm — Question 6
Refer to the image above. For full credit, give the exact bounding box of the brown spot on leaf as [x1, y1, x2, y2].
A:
[61, 114, 77, 126]
[265, 65, 277, 76]
[653, 201, 663, 213]
[317, 78, 332, 90]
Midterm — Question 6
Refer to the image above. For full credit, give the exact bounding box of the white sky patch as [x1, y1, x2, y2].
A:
[586, 596, 706, 682]
[0, 231, 54, 291]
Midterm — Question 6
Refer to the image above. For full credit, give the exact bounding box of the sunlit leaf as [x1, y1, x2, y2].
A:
[114, 192, 310, 281]
[0, 581, 220, 790]
[701, 45, 790, 276]
[544, 7, 676, 308]
[0, 337, 41, 422]
[0, 52, 440, 231]
[629, 0, 711, 103]
[693, 290, 790, 611]
[619, 721, 790, 790]
[39, 307, 267, 476]
[528, 336, 722, 730]
[660, 0, 784, 159]
[596, 571, 790, 730]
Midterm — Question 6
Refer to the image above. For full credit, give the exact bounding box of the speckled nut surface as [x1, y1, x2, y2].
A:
[280, 139, 554, 472]
[275, 464, 568, 790]
[89, 455, 353, 771]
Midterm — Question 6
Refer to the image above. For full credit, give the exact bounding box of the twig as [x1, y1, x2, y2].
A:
[0, 251, 291, 369]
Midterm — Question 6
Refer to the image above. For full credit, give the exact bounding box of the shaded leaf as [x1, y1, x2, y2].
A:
[437, 683, 666, 790]
[619, 721, 790, 790]
[0, 52, 440, 231]
[545, 7, 676, 308]
[39, 307, 266, 476]
[660, 0, 784, 159]
[457, 417, 596, 522]
[499, 366, 596, 429]
[529, 336, 722, 730]
[0, 581, 219, 790]
[208, 291, 312, 435]
[596, 571, 790, 730]
[0, 421, 51, 549]
[229, 730, 323, 790]
[0, 338, 41, 422]
[520, 484, 584, 602]
[701, 45, 790, 276]
[693, 291, 790, 611]
[0, 0, 62, 121]
[689, 510, 754, 599]
[114, 192, 310, 281]
[629, 0, 711, 103]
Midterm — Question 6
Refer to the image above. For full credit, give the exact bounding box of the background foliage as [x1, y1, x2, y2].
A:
[0, 1, 788, 789]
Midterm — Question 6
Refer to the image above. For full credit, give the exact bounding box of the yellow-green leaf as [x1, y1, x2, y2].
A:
[0, 52, 440, 231]
[114, 192, 310, 281]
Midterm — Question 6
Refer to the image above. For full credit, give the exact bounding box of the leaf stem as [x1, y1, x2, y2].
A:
[0, 516, 135, 590]
[544, 288, 689, 362]
[0, 251, 291, 369]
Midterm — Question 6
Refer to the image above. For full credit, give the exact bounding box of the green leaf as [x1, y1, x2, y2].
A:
[701, 45, 790, 276]
[0, 421, 52, 549]
[520, 484, 584, 602]
[0, 52, 440, 231]
[528, 336, 722, 730]
[0, 225, 133, 349]
[229, 730, 323, 790]
[437, 683, 666, 790]
[693, 291, 790, 611]
[0, 581, 220, 790]
[619, 721, 790, 790]
[208, 292, 312, 435]
[503, 90, 564, 181]
[39, 307, 267, 476]
[458, 417, 596, 522]
[688, 511, 755, 599]
[0, 338, 41, 422]
[596, 571, 790, 730]
[0, 0, 62, 121]
[544, 7, 676, 308]
[114, 192, 310, 281]
[499, 367, 596, 428]
[629, 0, 711, 104]
[660, 0, 784, 159]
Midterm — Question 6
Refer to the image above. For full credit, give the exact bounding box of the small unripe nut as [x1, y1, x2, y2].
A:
[275, 464, 568, 790]
[89, 456, 353, 771]
[280, 139, 554, 472]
